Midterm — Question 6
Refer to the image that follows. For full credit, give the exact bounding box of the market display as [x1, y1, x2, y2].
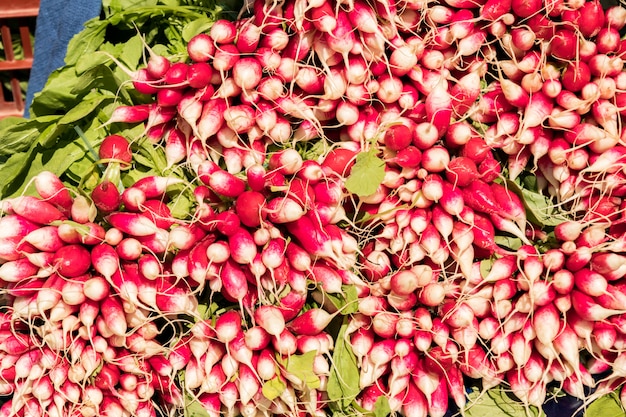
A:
[1, 0, 626, 416]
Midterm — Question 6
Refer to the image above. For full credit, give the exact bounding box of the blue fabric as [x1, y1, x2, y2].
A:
[24, 0, 102, 117]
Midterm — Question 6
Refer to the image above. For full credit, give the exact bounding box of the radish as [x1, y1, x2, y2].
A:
[34, 171, 73, 214]
[53, 244, 91, 278]
[91, 181, 121, 213]
[9, 196, 67, 225]
[288, 308, 334, 336]
[107, 212, 158, 236]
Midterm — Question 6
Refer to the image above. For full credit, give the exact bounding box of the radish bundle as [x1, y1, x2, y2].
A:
[2, 0, 626, 416]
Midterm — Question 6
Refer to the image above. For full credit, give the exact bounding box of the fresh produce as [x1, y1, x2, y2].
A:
[1, 0, 626, 416]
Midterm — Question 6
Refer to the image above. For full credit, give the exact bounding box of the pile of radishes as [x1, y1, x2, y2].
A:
[2, 0, 626, 416]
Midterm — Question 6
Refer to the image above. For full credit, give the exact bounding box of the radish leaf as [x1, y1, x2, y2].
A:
[344, 149, 385, 197]
[262, 376, 286, 401]
[373, 396, 391, 417]
[184, 393, 211, 417]
[183, 17, 215, 41]
[519, 187, 569, 227]
[479, 259, 493, 279]
[506, 179, 569, 227]
[326, 284, 359, 315]
[494, 236, 523, 250]
[328, 317, 360, 410]
[466, 386, 546, 417]
[585, 392, 624, 417]
[277, 350, 320, 390]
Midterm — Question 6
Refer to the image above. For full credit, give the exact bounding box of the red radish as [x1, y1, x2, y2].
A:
[310, 264, 343, 294]
[439, 182, 465, 216]
[271, 328, 298, 356]
[146, 53, 170, 79]
[107, 212, 157, 236]
[253, 305, 285, 337]
[155, 280, 195, 314]
[235, 191, 266, 227]
[562, 62, 591, 92]
[99, 134, 132, 164]
[133, 176, 183, 199]
[83, 276, 109, 302]
[107, 103, 151, 124]
[421, 146, 450, 173]
[212, 211, 240, 237]
[121, 186, 146, 212]
[91, 181, 121, 213]
[205, 169, 246, 199]
[100, 296, 127, 337]
[550, 29, 578, 60]
[268, 148, 303, 175]
[197, 98, 227, 141]
[9, 196, 66, 225]
[0, 258, 39, 283]
[34, 171, 73, 213]
[223, 104, 256, 134]
[22, 226, 63, 252]
[131, 69, 159, 95]
[227, 227, 257, 265]
[187, 33, 215, 62]
[522, 91, 553, 128]
[445, 157, 479, 187]
[574, 268, 608, 297]
[114, 238, 141, 261]
[288, 308, 334, 336]
[70, 194, 96, 224]
[187, 63, 213, 90]
[163, 62, 188, 85]
[572, 290, 624, 321]
[221, 259, 249, 302]
[0, 215, 39, 239]
[53, 244, 91, 278]
[140, 199, 175, 231]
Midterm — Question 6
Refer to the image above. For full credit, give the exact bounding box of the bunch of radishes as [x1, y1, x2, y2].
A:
[3, 0, 626, 416]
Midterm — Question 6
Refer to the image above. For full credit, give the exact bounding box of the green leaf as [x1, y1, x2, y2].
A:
[506, 179, 569, 227]
[184, 393, 211, 417]
[70, 65, 123, 97]
[0, 115, 62, 156]
[182, 17, 215, 41]
[134, 137, 168, 173]
[0, 139, 87, 198]
[372, 396, 391, 417]
[65, 20, 108, 66]
[494, 235, 523, 251]
[327, 317, 361, 410]
[466, 386, 546, 417]
[479, 259, 493, 279]
[520, 187, 569, 227]
[277, 350, 321, 390]
[586, 392, 624, 417]
[119, 34, 145, 71]
[344, 149, 385, 197]
[168, 189, 194, 220]
[326, 285, 359, 315]
[0, 151, 33, 197]
[262, 376, 286, 401]
[53, 93, 113, 132]
[30, 67, 83, 117]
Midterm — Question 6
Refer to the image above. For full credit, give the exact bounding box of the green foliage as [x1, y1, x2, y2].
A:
[466, 386, 547, 417]
[344, 148, 386, 197]
[507, 177, 569, 227]
[0, 0, 241, 199]
[327, 317, 361, 411]
[184, 394, 211, 417]
[585, 391, 625, 417]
